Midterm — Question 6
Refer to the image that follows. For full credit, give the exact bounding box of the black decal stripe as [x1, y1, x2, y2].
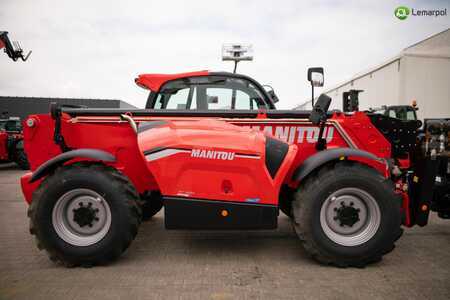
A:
[265, 137, 289, 178]
[137, 120, 168, 133]
[235, 152, 260, 157]
[143, 147, 191, 156]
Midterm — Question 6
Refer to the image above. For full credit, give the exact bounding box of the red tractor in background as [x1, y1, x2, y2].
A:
[0, 114, 29, 169]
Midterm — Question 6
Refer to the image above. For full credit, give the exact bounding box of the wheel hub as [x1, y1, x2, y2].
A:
[72, 202, 99, 228]
[320, 187, 381, 247]
[335, 202, 360, 227]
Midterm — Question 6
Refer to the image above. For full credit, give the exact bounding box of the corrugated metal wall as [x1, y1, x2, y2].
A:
[0, 97, 135, 119]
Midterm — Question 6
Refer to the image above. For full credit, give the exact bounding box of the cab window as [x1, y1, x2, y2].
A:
[235, 90, 258, 109]
[152, 76, 266, 110]
[205, 88, 232, 109]
[386, 107, 417, 121]
[4, 120, 21, 132]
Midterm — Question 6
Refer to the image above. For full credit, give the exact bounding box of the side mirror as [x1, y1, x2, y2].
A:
[309, 94, 331, 125]
[263, 85, 279, 103]
[307, 67, 324, 108]
[307, 67, 324, 87]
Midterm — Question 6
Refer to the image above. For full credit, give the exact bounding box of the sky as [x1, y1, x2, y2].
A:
[1, 0, 449, 109]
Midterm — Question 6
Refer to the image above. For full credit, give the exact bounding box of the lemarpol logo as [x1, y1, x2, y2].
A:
[395, 5, 447, 20]
[395, 6, 410, 20]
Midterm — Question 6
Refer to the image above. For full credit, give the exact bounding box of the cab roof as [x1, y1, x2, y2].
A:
[134, 70, 276, 109]
[135, 70, 209, 92]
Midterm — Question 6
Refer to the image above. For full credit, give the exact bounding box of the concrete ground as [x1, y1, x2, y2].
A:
[0, 163, 449, 300]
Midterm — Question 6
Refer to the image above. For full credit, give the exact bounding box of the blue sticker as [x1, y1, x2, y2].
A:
[245, 198, 260, 203]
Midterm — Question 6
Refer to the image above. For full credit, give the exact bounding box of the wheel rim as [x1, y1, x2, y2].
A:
[319, 187, 381, 247]
[52, 188, 111, 247]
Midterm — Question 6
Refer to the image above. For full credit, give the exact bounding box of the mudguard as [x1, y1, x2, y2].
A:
[29, 149, 115, 183]
[292, 148, 383, 183]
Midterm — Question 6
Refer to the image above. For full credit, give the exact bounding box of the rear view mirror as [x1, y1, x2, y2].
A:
[268, 90, 279, 103]
[307, 67, 324, 87]
[263, 85, 279, 103]
[307, 67, 324, 108]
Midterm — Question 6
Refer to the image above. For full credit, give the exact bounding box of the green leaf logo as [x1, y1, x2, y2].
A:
[395, 6, 410, 20]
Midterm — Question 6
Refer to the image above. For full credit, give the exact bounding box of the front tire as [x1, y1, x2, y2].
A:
[292, 162, 402, 267]
[28, 163, 141, 267]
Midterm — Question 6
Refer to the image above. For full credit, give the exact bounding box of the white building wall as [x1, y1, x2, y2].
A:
[401, 55, 450, 120]
[298, 55, 450, 120]
[325, 60, 401, 111]
[296, 30, 450, 120]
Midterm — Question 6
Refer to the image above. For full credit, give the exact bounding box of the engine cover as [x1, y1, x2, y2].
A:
[137, 119, 296, 206]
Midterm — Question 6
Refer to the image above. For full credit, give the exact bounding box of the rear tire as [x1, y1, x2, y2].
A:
[292, 162, 402, 267]
[28, 163, 141, 267]
[279, 186, 294, 218]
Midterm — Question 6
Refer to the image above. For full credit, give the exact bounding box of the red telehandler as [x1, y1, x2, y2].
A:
[0, 114, 29, 169]
[19, 53, 448, 268]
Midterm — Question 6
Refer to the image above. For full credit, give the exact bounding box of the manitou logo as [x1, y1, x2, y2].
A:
[241, 125, 335, 144]
[191, 149, 235, 160]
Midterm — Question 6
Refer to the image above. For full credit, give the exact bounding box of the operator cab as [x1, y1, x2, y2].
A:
[137, 72, 278, 110]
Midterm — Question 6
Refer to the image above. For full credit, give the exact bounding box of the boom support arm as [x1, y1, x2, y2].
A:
[0, 31, 31, 62]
